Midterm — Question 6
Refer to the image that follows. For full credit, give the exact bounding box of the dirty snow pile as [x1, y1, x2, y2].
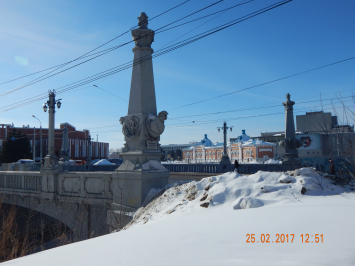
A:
[4, 168, 355, 266]
[125, 168, 350, 228]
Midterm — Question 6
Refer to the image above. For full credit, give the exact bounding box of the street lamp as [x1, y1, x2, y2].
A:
[217, 122, 233, 166]
[42, 90, 62, 169]
[32, 115, 42, 162]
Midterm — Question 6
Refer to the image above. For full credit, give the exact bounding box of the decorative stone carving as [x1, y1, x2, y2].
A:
[131, 12, 154, 48]
[138, 12, 148, 29]
[120, 116, 141, 139]
[137, 141, 147, 151]
[132, 29, 154, 48]
[145, 111, 168, 139]
[123, 143, 129, 152]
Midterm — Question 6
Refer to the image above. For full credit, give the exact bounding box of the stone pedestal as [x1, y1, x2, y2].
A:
[112, 169, 169, 209]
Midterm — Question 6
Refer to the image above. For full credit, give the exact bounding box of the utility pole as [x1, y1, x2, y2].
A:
[33, 127, 35, 161]
[97, 134, 99, 159]
[217, 122, 233, 166]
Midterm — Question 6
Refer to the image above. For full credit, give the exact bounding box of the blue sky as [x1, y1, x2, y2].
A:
[0, 0, 354, 149]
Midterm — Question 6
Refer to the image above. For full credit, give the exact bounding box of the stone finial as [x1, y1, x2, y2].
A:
[283, 92, 295, 110]
[138, 12, 148, 29]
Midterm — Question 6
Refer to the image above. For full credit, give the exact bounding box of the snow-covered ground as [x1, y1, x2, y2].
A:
[243, 158, 282, 164]
[4, 169, 355, 266]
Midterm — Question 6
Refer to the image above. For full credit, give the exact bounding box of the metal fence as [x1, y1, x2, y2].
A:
[163, 163, 300, 174]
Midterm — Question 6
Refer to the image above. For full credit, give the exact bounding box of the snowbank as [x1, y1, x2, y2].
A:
[4, 168, 355, 266]
[125, 168, 349, 228]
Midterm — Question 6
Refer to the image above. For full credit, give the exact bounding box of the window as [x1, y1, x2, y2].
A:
[82, 143, 86, 157]
[75, 141, 79, 157]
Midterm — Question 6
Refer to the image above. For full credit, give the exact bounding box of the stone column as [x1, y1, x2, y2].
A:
[112, 13, 169, 211]
[281, 93, 301, 166]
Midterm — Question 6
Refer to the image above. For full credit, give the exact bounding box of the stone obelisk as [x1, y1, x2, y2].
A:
[113, 12, 169, 210]
[280, 93, 301, 167]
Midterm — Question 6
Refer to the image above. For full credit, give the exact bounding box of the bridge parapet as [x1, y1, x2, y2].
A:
[58, 172, 113, 202]
[163, 163, 300, 174]
[0, 171, 42, 194]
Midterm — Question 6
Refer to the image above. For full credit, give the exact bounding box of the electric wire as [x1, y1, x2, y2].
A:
[83, 94, 355, 130]
[0, 0, 292, 113]
[0, 0, 226, 97]
[0, 0, 192, 88]
[92, 85, 128, 102]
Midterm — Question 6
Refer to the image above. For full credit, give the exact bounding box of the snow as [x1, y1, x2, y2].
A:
[4, 168, 355, 266]
[147, 113, 157, 121]
[243, 159, 282, 164]
[142, 160, 168, 171]
[264, 159, 282, 164]
[242, 138, 276, 146]
[161, 160, 184, 164]
[93, 159, 113, 165]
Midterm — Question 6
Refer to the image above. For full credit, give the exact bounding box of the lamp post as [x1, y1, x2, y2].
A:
[32, 115, 42, 162]
[86, 134, 94, 165]
[217, 122, 233, 166]
[42, 90, 62, 168]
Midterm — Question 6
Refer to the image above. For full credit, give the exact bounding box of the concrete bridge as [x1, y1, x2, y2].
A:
[0, 170, 165, 241]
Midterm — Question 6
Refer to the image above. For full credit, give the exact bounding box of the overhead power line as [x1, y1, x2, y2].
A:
[92, 85, 128, 102]
[0, 0, 223, 97]
[0, 0, 192, 88]
[0, 0, 292, 113]
[167, 103, 355, 129]
[168, 56, 355, 111]
[169, 94, 355, 120]
[82, 93, 355, 130]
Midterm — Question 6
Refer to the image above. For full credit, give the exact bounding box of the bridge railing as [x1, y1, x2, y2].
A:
[163, 163, 299, 174]
[163, 163, 227, 173]
[0, 172, 42, 192]
[60, 164, 119, 172]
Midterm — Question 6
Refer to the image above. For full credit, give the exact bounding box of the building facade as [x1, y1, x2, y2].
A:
[0, 123, 109, 161]
[182, 131, 276, 163]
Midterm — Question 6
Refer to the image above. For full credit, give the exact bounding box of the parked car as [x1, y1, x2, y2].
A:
[74, 160, 86, 165]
